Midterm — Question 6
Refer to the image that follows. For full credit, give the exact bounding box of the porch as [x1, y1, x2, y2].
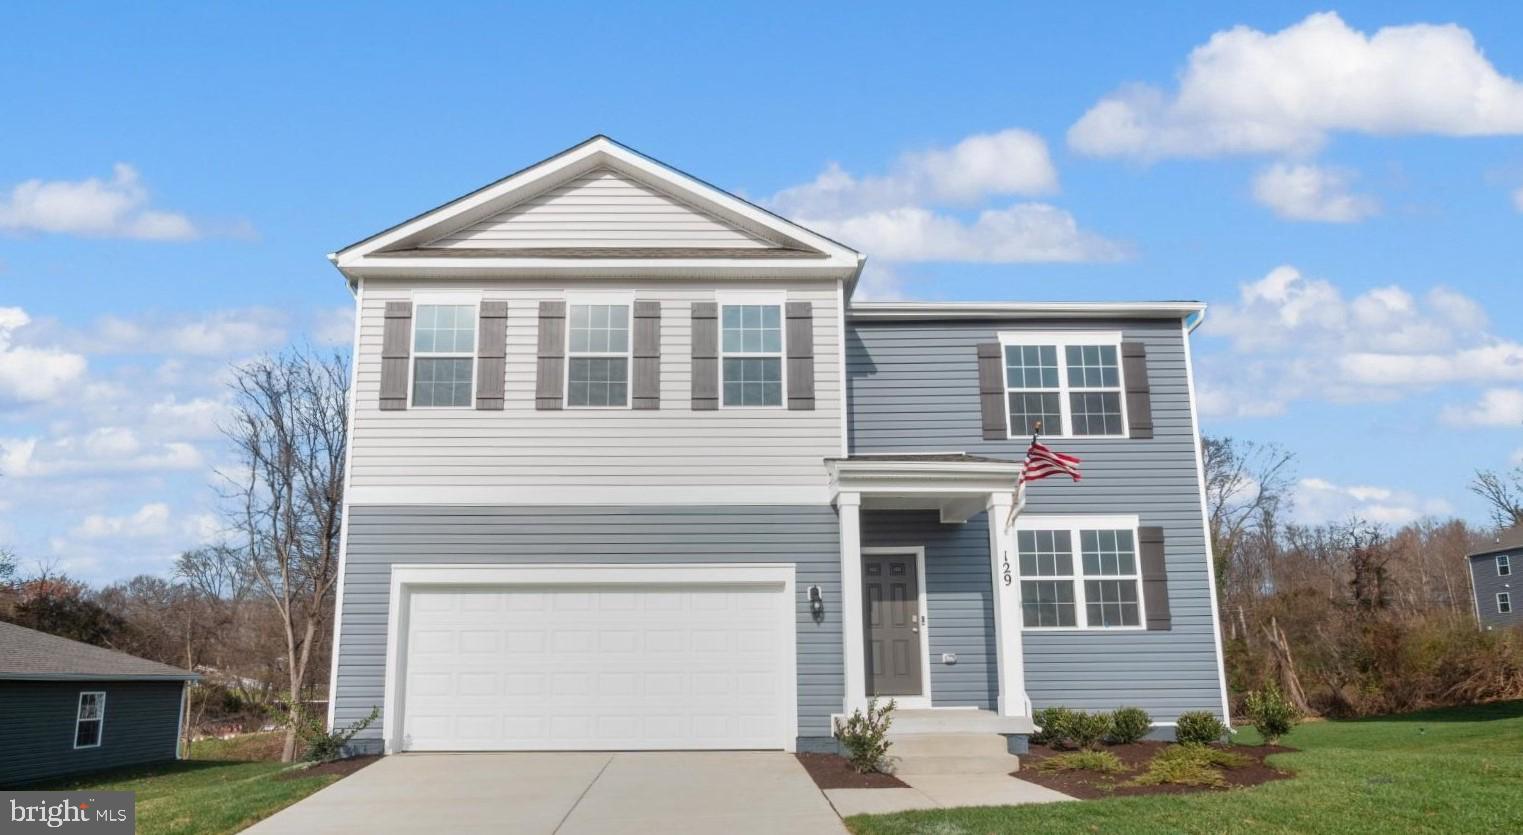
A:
[828, 454, 1033, 734]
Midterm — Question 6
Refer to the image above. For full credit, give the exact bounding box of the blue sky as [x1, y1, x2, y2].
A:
[2, 3, 1521, 581]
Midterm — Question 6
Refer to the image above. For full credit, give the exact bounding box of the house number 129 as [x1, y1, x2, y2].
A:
[1001, 554, 1012, 587]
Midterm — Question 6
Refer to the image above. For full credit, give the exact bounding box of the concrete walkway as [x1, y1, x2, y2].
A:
[825, 773, 1073, 817]
[244, 752, 846, 835]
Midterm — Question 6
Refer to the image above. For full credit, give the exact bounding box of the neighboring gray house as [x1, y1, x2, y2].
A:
[0, 621, 197, 786]
[1468, 525, 1522, 630]
[325, 136, 1229, 757]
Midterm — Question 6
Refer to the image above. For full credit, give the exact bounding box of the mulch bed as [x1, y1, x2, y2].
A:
[276, 755, 381, 781]
[1016, 741, 1294, 799]
[796, 753, 909, 789]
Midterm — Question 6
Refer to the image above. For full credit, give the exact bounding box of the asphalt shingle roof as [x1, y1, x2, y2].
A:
[0, 620, 198, 680]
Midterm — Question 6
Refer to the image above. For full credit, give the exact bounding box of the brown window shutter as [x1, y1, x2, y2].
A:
[1122, 341, 1154, 439]
[474, 301, 508, 410]
[785, 301, 815, 411]
[977, 342, 1006, 440]
[690, 302, 718, 411]
[535, 301, 566, 411]
[379, 301, 412, 411]
[632, 300, 661, 410]
[1139, 526, 1171, 630]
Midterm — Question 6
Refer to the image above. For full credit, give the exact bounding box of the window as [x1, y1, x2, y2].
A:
[411, 302, 476, 407]
[1016, 516, 1144, 629]
[720, 302, 783, 407]
[1499, 554, 1512, 577]
[1499, 592, 1513, 615]
[74, 691, 105, 749]
[567, 303, 630, 407]
[999, 333, 1127, 437]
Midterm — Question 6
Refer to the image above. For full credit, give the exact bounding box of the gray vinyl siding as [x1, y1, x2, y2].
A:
[863, 510, 996, 709]
[1470, 552, 1522, 630]
[0, 680, 182, 787]
[847, 318, 1225, 721]
[333, 505, 842, 750]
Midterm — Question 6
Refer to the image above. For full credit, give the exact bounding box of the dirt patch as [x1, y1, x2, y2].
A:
[276, 755, 381, 781]
[1017, 741, 1294, 799]
[796, 753, 908, 789]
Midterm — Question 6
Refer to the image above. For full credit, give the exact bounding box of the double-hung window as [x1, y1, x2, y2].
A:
[1499, 554, 1512, 577]
[567, 301, 631, 408]
[1000, 332, 1127, 437]
[1016, 516, 1144, 630]
[411, 300, 476, 408]
[74, 691, 105, 749]
[720, 299, 784, 407]
[1499, 592, 1513, 615]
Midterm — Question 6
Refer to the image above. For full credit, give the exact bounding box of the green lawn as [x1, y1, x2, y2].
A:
[32, 733, 342, 835]
[848, 700, 1523, 834]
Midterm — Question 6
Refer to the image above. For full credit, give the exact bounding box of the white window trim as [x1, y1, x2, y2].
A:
[407, 292, 480, 410]
[997, 330, 1129, 439]
[74, 690, 106, 750]
[1498, 554, 1512, 577]
[564, 292, 636, 410]
[716, 291, 787, 410]
[1014, 514, 1146, 632]
[1500, 592, 1513, 614]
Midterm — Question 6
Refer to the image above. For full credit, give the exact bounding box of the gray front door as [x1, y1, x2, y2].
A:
[863, 553, 923, 697]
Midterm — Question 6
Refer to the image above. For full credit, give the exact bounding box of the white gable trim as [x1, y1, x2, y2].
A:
[332, 136, 862, 274]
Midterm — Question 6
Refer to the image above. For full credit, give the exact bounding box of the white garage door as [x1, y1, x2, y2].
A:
[399, 578, 793, 751]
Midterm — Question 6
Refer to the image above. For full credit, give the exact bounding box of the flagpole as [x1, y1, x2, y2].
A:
[1005, 422, 1040, 531]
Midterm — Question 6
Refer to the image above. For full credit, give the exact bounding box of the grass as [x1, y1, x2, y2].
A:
[846, 700, 1523, 834]
[1033, 750, 1128, 775]
[31, 732, 341, 835]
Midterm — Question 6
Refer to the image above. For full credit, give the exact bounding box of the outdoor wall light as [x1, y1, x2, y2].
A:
[808, 585, 824, 620]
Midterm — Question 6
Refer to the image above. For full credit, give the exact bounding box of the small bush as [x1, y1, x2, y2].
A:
[1033, 750, 1127, 775]
[1244, 684, 1301, 745]
[833, 698, 896, 773]
[1032, 706, 1077, 747]
[1174, 711, 1228, 746]
[290, 705, 380, 763]
[1108, 706, 1152, 745]
[1130, 750, 1229, 788]
[1067, 711, 1114, 750]
[1157, 743, 1251, 770]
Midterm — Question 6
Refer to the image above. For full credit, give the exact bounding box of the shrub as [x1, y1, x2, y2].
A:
[1130, 747, 1229, 788]
[1108, 706, 1152, 745]
[1067, 711, 1114, 751]
[1032, 706, 1077, 747]
[1174, 711, 1228, 746]
[833, 698, 896, 773]
[290, 706, 380, 763]
[1156, 742, 1251, 770]
[1033, 750, 1127, 775]
[1244, 684, 1301, 745]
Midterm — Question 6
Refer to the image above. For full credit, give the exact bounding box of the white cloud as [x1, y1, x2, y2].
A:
[0, 430, 202, 478]
[853, 263, 908, 301]
[314, 305, 356, 347]
[0, 307, 87, 405]
[1440, 389, 1523, 427]
[1514, 185, 1523, 212]
[73, 503, 173, 539]
[1198, 266, 1520, 417]
[771, 130, 1057, 217]
[148, 396, 228, 440]
[1252, 163, 1379, 222]
[0, 163, 201, 240]
[47, 309, 288, 357]
[1069, 12, 1523, 160]
[801, 204, 1127, 263]
[1296, 477, 1452, 527]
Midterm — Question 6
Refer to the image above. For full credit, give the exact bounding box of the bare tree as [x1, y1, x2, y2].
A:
[221, 349, 348, 762]
[1471, 468, 1523, 528]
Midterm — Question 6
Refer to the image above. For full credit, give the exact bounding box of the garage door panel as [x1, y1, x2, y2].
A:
[400, 581, 790, 751]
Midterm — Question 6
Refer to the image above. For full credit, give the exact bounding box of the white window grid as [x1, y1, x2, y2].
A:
[1500, 592, 1513, 614]
[998, 331, 1129, 438]
[1498, 554, 1512, 577]
[74, 690, 105, 749]
[408, 296, 478, 409]
[717, 293, 787, 409]
[1014, 515, 1146, 631]
[565, 300, 632, 409]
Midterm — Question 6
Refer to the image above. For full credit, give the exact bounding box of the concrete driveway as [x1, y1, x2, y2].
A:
[244, 751, 847, 834]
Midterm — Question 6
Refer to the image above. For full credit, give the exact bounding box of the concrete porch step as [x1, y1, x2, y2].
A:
[887, 732, 1012, 758]
[888, 709, 1034, 735]
[892, 752, 1022, 776]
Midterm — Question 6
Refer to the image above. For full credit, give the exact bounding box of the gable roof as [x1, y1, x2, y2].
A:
[0, 621, 199, 681]
[331, 136, 863, 284]
[1470, 523, 1523, 559]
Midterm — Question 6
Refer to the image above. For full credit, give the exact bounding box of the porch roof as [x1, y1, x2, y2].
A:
[825, 453, 1024, 524]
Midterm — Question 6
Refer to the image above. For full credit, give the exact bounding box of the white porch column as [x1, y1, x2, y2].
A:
[837, 491, 868, 715]
[986, 493, 1030, 717]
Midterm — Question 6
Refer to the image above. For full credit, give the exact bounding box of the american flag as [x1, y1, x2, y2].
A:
[1022, 439, 1082, 484]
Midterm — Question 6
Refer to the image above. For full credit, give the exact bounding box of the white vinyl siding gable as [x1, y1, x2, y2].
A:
[426, 168, 775, 250]
[350, 278, 842, 504]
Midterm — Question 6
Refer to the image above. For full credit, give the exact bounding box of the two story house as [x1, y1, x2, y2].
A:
[325, 136, 1229, 756]
[1468, 524, 1522, 630]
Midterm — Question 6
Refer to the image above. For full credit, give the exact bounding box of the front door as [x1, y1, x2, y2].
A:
[862, 552, 923, 698]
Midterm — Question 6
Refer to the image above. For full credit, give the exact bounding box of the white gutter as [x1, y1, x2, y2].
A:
[849, 301, 1207, 321]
